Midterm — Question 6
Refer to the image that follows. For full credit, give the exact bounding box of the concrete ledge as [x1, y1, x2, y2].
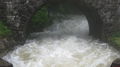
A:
[0, 58, 13, 67]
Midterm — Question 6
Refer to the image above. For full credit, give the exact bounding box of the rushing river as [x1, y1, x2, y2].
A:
[3, 15, 120, 67]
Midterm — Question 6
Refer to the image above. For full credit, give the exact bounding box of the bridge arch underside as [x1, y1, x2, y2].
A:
[23, 0, 103, 39]
[47, 0, 103, 39]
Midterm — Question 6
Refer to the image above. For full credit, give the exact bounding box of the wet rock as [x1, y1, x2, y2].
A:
[112, 58, 120, 64]
[111, 58, 120, 67]
[0, 58, 13, 67]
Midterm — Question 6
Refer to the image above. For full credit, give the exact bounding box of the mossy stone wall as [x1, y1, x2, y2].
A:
[0, 21, 12, 37]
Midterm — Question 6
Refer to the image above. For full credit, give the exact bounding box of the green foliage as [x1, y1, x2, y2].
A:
[0, 21, 12, 37]
[110, 32, 120, 47]
[31, 6, 49, 32]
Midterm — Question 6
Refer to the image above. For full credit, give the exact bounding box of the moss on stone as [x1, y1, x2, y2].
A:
[111, 37, 120, 46]
[31, 6, 49, 32]
[32, 6, 48, 23]
[109, 32, 120, 47]
[0, 21, 12, 37]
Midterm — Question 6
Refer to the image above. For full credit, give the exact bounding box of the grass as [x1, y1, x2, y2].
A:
[0, 21, 12, 37]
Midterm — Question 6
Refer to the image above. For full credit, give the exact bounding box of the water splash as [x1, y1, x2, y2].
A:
[3, 15, 120, 67]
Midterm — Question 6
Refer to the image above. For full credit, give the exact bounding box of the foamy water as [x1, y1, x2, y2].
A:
[3, 15, 120, 67]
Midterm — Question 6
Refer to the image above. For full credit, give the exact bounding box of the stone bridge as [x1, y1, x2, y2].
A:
[0, 0, 120, 53]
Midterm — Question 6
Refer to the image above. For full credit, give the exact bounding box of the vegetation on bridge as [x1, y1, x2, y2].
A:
[0, 21, 12, 37]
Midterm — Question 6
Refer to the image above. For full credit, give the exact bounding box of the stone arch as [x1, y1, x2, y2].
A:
[14, 0, 47, 41]
[11, 0, 119, 43]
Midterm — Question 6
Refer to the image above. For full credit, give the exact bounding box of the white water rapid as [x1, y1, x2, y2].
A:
[3, 15, 120, 67]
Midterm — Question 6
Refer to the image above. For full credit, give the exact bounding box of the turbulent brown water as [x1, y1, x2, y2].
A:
[3, 15, 120, 67]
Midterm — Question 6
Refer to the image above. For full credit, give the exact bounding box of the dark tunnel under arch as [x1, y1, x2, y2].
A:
[48, 0, 103, 39]
[27, 0, 103, 39]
